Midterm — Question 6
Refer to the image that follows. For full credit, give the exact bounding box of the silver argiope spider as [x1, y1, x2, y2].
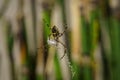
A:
[46, 22, 67, 60]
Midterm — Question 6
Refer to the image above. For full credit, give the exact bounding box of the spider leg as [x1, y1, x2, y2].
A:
[54, 38, 58, 46]
[57, 40, 67, 60]
[59, 24, 68, 37]
[48, 34, 52, 40]
[43, 19, 51, 29]
[37, 43, 50, 54]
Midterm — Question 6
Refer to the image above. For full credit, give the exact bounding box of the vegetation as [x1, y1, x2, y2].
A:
[0, 0, 120, 80]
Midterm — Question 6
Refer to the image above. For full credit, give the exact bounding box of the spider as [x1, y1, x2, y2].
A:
[46, 22, 67, 60]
